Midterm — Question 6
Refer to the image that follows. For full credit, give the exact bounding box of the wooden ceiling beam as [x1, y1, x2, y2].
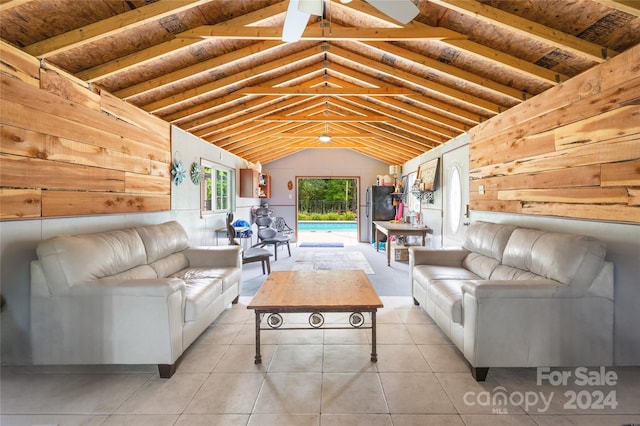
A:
[330, 0, 405, 27]
[327, 63, 482, 125]
[591, 0, 640, 17]
[319, 100, 444, 148]
[277, 132, 378, 138]
[357, 16, 569, 85]
[179, 25, 466, 41]
[328, 45, 502, 114]
[77, 37, 203, 82]
[236, 87, 418, 95]
[76, 1, 290, 82]
[258, 114, 391, 122]
[184, 95, 283, 132]
[140, 45, 325, 113]
[331, 97, 448, 144]
[358, 121, 442, 150]
[288, 140, 367, 148]
[427, 0, 618, 62]
[360, 40, 523, 101]
[218, 109, 431, 158]
[444, 38, 569, 85]
[0, 0, 34, 12]
[361, 145, 424, 160]
[299, 120, 438, 153]
[196, 96, 322, 139]
[217, 1, 289, 26]
[247, 94, 446, 148]
[350, 127, 439, 153]
[216, 123, 308, 150]
[324, 75, 470, 132]
[24, 0, 210, 58]
[204, 102, 329, 142]
[244, 143, 306, 164]
[329, 94, 453, 140]
[167, 64, 324, 124]
[114, 40, 283, 99]
[187, 78, 331, 135]
[343, 93, 465, 135]
[238, 141, 312, 164]
[234, 139, 297, 163]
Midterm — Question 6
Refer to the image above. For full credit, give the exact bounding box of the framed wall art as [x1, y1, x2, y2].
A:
[417, 158, 440, 191]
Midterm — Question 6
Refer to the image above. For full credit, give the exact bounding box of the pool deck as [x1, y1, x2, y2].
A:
[296, 229, 359, 246]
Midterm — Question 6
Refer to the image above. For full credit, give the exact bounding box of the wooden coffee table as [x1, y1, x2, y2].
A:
[247, 270, 384, 364]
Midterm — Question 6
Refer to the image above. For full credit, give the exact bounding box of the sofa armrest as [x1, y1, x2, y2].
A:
[70, 278, 185, 297]
[461, 278, 614, 368]
[182, 246, 242, 268]
[461, 279, 565, 299]
[33, 278, 186, 366]
[409, 247, 469, 267]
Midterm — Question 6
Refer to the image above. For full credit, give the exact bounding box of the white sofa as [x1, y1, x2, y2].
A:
[409, 221, 614, 381]
[30, 221, 242, 377]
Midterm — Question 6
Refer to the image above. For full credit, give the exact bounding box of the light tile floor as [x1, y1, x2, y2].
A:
[2, 233, 639, 425]
[2, 297, 639, 426]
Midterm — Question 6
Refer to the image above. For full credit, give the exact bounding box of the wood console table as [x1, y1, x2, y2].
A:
[373, 221, 432, 266]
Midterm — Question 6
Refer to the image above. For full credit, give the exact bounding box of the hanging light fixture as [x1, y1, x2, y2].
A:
[319, 96, 331, 143]
[319, 121, 331, 143]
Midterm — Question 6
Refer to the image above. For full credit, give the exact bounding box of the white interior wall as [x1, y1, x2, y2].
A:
[402, 133, 470, 248]
[262, 148, 390, 243]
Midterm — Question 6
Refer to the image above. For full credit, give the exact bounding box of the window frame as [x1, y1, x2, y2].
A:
[201, 158, 235, 216]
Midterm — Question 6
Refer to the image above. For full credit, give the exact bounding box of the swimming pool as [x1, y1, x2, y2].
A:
[298, 221, 357, 231]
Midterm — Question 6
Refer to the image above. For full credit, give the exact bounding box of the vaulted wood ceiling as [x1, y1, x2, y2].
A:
[1, 0, 638, 164]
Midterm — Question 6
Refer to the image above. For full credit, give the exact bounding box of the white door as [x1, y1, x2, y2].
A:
[442, 145, 469, 247]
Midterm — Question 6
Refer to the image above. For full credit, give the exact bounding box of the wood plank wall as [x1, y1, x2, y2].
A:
[469, 44, 640, 224]
[0, 41, 171, 219]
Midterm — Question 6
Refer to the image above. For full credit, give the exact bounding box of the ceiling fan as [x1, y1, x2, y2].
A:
[282, 0, 420, 42]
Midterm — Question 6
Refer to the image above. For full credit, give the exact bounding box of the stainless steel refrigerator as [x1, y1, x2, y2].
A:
[366, 185, 396, 243]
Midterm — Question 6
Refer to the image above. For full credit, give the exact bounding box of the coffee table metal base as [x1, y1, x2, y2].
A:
[252, 308, 378, 364]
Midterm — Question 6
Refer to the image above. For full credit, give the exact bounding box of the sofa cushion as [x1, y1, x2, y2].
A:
[429, 280, 463, 324]
[462, 221, 517, 262]
[489, 265, 547, 281]
[502, 228, 606, 291]
[106, 265, 158, 281]
[183, 278, 223, 322]
[170, 267, 241, 294]
[36, 229, 147, 294]
[413, 265, 481, 287]
[136, 221, 189, 264]
[150, 252, 190, 278]
[462, 252, 500, 280]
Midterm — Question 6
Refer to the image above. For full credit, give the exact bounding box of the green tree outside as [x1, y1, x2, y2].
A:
[297, 178, 358, 220]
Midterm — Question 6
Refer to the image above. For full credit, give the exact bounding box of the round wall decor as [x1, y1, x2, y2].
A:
[171, 160, 186, 186]
[190, 162, 203, 185]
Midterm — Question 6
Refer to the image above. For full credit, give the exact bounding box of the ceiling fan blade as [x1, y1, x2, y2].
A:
[365, 0, 419, 24]
[298, 0, 324, 16]
[283, 0, 311, 42]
